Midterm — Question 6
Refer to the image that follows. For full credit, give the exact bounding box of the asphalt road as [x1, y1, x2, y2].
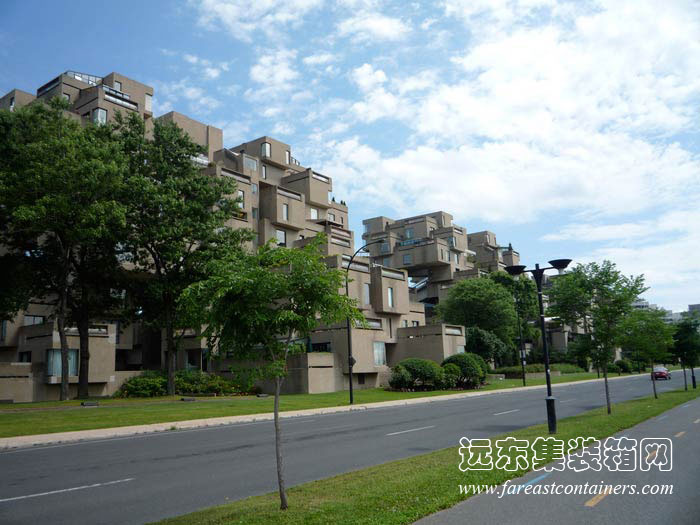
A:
[419, 389, 700, 525]
[0, 373, 691, 524]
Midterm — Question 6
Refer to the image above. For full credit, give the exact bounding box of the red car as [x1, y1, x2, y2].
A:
[652, 367, 672, 380]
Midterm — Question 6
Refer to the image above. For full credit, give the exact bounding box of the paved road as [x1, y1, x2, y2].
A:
[419, 390, 700, 525]
[0, 373, 689, 524]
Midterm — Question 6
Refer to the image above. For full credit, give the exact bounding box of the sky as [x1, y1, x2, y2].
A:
[1, 0, 699, 312]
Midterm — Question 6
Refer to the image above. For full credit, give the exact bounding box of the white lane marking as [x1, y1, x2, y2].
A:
[694, 419, 700, 424]
[560, 399, 574, 403]
[658, 415, 668, 421]
[493, 409, 520, 416]
[0, 478, 134, 503]
[675, 431, 686, 438]
[386, 425, 435, 436]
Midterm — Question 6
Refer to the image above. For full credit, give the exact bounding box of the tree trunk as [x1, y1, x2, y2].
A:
[57, 308, 70, 401]
[682, 363, 687, 391]
[603, 363, 611, 415]
[274, 376, 289, 510]
[165, 312, 175, 396]
[651, 361, 658, 399]
[77, 309, 90, 399]
[596, 366, 600, 379]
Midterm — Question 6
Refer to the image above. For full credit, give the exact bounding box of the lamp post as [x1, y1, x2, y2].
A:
[345, 239, 383, 404]
[514, 296, 527, 387]
[505, 259, 572, 434]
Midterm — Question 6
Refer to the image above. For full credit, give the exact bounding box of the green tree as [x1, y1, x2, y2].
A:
[0, 100, 127, 400]
[115, 113, 250, 395]
[180, 237, 363, 510]
[619, 308, 674, 399]
[672, 316, 700, 390]
[437, 277, 517, 345]
[464, 326, 509, 365]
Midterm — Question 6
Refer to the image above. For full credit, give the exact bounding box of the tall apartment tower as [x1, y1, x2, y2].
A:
[362, 213, 520, 315]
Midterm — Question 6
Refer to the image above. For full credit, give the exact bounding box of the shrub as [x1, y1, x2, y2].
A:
[389, 364, 413, 390]
[465, 327, 510, 365]
[550, 363, 585, 374]
[442, 353, 482, 388]
[615, 359, 632, 374]
[398, 358, 443, 389]
[438, 363, 461, 389]
[469, 353, 490, 383]
[607, 363, 620, 375]
[116, 370, 167, 398]
[175, 369, 238, 395]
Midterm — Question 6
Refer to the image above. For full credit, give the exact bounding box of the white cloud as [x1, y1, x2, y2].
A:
[179, 53, 230, 80]
[337, 12, 410, 41]
[303, 53, 338, 66]
[350, 63, 387, 92]
[250, 48, 299, 89]
[192, 0, 323, 42]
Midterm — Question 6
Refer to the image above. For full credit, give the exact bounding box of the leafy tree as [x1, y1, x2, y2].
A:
[115, 112, 250, 395]
[464, 326, 509, 365]
[0, 99, 127, 400]
[437, 277, 517, 345]
[619, 308, 674, 399]
[489, 271, 540, 348]
[547, 266, 594, 333]
[672, 316, 700, 390]
[179, 237, 363, 510]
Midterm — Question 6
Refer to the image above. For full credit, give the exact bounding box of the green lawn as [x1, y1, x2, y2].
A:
[155, 387, 700, 525]
[0, 371, 638, 438]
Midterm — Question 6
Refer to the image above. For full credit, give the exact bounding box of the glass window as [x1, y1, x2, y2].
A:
[92, 107, 107, 125]
[252, 183, 258, 194]
[405, 227, 414, 239]
[62, 93, 70, 102]
[244, 156, 257, 172]
[46, 349, 78, 376]
[402, 320, 408, 327]
[363, 283, 370, 305]
[412, 320, 419, 327]
[24, 315, 45, 326]
[366, 318, 382, 329]
[403, 254, 412, 265]
[114, 80, 122, 91]
[363, 223, 370, 233]
[340, 216, 344, 224]
[261, 165, 267, 179]
[145, 93, 152, 112]
[457, 345, 466, 354]
[373, 342, 386, 366]
[282, 203, 289, 221]
[252, 207, 258, 219]
[276, 229, 286, 246]
[328, 213, 335, 222]
[285, 150, 290, 164]
[310, 208, 318, 220]
[237, 189, 244, 207]
[380, 242, 390, 253]
[261, 142, 271, 157]
[383, 257, 391, 266]
[388, 287, 394, 307]
[18, 351, 31, 362]
[455, 253, 460, 264]
[10, 96, 15, 110]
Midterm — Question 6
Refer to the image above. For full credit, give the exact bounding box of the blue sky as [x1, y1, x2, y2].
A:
[2, 0, 699, 311]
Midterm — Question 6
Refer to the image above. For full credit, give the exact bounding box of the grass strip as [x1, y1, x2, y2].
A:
[154, 387, 700, 525]
[0, 372, 639, 438]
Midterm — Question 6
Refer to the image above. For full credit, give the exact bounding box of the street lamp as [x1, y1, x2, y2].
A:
[345, 239, 383, 404]
[505, 259, 572, 434]
[514, 294, 527, 387]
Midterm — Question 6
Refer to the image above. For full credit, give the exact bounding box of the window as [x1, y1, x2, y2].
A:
[457, 345, 466, 354]
[441, 249, 445, 260]
[366, 318, 382, 329]
[328, 212, 336, 222]
[252, 207, 258, 219]
[285, 150, 290, 164]
[114, 80, 122, 91]
[18, 351, 31, 362]
[92, 107, 107, 125]
[252, 183, 258, 194]
[412, 320, 419, 327]
[383, 257, 392, 266]
[276, 229, 286, 246]
[363, 283, 371, 305]
[340, 216, 344, 224]
[447, 251, 452, 262]
[282, 203, 289, 221]
[364, 223, 370, 234]
[357, 373, 365, 385]
[455, 253, 460, 265]
[261, 165, 267, 179]
[62, 92, 70, 102]
[0, 320, 6, 341]
[402, 320, 408, 327]
[237, 190, 244, 207]
[244, 156, 257, 172]
[405, 227, 414, 239]
[261, 142, 271, 157]
[24, 315, 45, 326]
[46, 348, 78, 376]
[380, 242, 390, 253]
[9, 96, 15, 110]
[373, 342, 387, 366]
[310, 208, 318, 220]
[403, 254, 412, 265]
[145, 93, 152, 112]
[388, 287, 394, 307]
[311, 342, 331, 352]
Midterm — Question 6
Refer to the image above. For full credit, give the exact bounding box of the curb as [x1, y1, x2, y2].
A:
[0, 373, 640, 450]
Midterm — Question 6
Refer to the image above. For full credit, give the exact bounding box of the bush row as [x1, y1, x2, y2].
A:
[388, 353, 490, 391]
[492, 363, 586, 378]
[115, 370, 240, 398]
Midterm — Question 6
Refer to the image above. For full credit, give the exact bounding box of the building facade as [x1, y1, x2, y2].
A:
[0, 71, 466, 401]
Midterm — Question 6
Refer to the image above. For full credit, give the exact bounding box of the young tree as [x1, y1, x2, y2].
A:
[180, 238, 363, 510]
[619, 309, 674, 399]
[0, 100, 127, 400]
[464, 327, 509, 365]
[437, 277, 517, 345]
[672, 316, 700, 390]
[115, 113, 250, 395]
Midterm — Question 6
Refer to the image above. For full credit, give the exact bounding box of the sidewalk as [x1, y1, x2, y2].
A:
[0, 374, 637, 450]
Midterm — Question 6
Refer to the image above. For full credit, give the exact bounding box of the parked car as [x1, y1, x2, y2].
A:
[652, 367, 671, 380]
